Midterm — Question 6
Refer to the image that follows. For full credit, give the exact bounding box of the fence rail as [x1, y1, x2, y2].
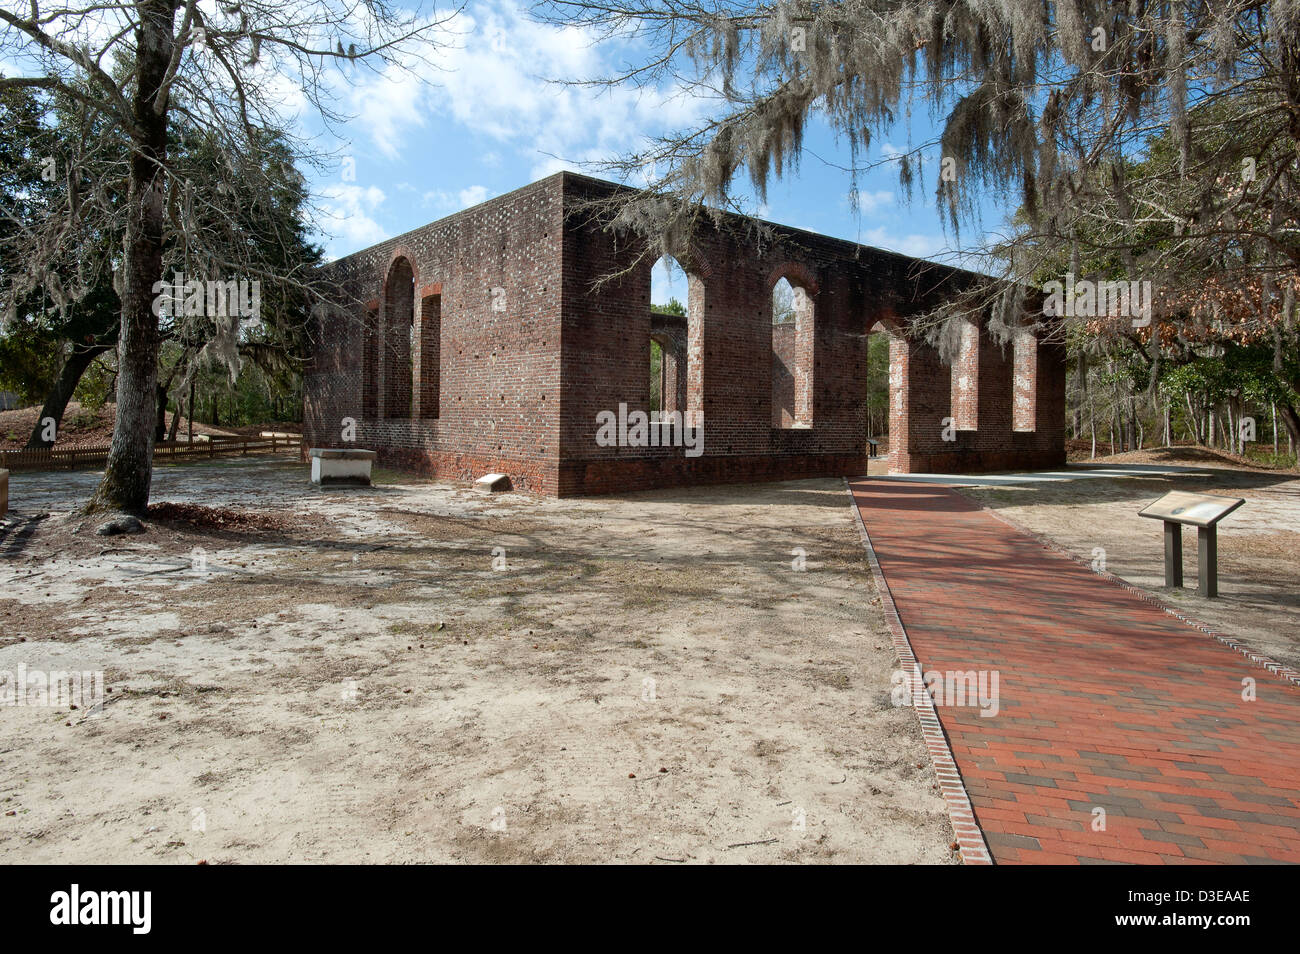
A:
[0, 433, 301, 473]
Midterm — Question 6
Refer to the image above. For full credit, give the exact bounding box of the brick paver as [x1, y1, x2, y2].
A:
[849, 478, 1300, 864]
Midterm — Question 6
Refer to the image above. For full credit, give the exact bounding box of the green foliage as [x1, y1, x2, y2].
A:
[66, 406, 100, 430]
[0, 85, 123, 341]
[864, 332, 889, 412]
[864, 331, 890, 437]
[0, 84, 321, 423]
[1161, 344, 1299, 408]
[174, 350, 303, 429]
[651, 296, 686, 317]
[1244, 447, 1298, 470]
[0, 321, 62, 403]
[72, 352, 115, 412]
[649, 339, 662, 410]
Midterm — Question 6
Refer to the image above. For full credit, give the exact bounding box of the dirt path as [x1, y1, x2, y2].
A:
[0, 460, 954, 863]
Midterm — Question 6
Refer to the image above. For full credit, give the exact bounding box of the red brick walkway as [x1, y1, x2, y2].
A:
[849, 478, 1300, 864]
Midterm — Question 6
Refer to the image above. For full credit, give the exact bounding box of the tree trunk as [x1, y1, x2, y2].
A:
[86, 1, 174, 515]
[25, 343, 111, 448]
[1075, 352, 1088, 444]
[153, 352, 185, 444]
[1089, 395, 1096, 459]
[1110, 363, 1119, 454]
[1278, 400, 1300, 452]
[187, 374, 195, 444]
[154, 384, 169, 444]
[167, 387, 181, 442]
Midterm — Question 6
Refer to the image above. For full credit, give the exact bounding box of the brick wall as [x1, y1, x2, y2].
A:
[305, 172, 1065, 497]
[305, 177, 564, 493]
[554, 174, 1062, 494]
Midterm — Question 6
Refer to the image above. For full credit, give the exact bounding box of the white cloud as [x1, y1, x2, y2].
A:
[318, 184, 388, 257]
[305, 0, 715, 254]
[422, 184, 495, 215]
[650, 255, 687, 306]
[457, 185, 491, 206]
[851, 189, 896, 214]
[529, 155, 575, 180]
[346, 66, 430, 160]
[858, 225, 948, 260]
[425, 1, 709, 173]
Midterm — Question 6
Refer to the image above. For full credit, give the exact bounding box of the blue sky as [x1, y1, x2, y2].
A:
[304, 0, 1017, 303]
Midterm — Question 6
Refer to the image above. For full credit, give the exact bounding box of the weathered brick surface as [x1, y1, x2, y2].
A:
[951, 317, 979, 431]
[306, 177, 564, 493]
[305, 172, 1066, 495]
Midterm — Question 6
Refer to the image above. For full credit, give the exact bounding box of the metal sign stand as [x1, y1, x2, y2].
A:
[1139, 492, 1245, 598]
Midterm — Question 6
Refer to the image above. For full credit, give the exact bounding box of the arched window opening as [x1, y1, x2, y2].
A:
[865, 318, 904, 473]
[651, 255, 701, 427]
[362, 304, 379, 419]
[418, 291, 441, 419]
[865, 322, 891, 458]
[772, 276, 814, 428]
[383, 258, 415, 419]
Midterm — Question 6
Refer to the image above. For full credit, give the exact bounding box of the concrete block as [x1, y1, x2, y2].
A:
[309, 448, 377, 486]
[474, 473, 511, 493]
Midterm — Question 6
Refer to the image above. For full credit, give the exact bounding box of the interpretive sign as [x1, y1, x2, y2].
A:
[1138, 491, 1244, 528]
[1138, 491, 1245, 598]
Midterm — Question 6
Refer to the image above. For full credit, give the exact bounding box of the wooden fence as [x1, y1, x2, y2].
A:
[0, 433, 302, 473]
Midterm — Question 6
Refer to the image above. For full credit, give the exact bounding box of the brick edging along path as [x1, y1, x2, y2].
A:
[844, 481, 992, 865]
[848, 478, 1300, 865]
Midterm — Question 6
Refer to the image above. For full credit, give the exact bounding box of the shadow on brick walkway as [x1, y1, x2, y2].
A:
[850, 478, 1300, 864]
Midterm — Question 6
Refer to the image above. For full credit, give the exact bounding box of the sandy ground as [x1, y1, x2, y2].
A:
[0, 459, 954, 864]
[947, 450, 1300, 672]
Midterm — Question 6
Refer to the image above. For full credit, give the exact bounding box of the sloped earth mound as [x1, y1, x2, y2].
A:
[1069, 440, 1296, 472]
[0, 402, 247, 451]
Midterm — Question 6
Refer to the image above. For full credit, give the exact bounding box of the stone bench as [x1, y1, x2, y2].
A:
[309, 448, 377, 487]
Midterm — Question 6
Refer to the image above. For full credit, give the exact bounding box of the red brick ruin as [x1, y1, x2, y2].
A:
[305, 173, 1066, 495]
